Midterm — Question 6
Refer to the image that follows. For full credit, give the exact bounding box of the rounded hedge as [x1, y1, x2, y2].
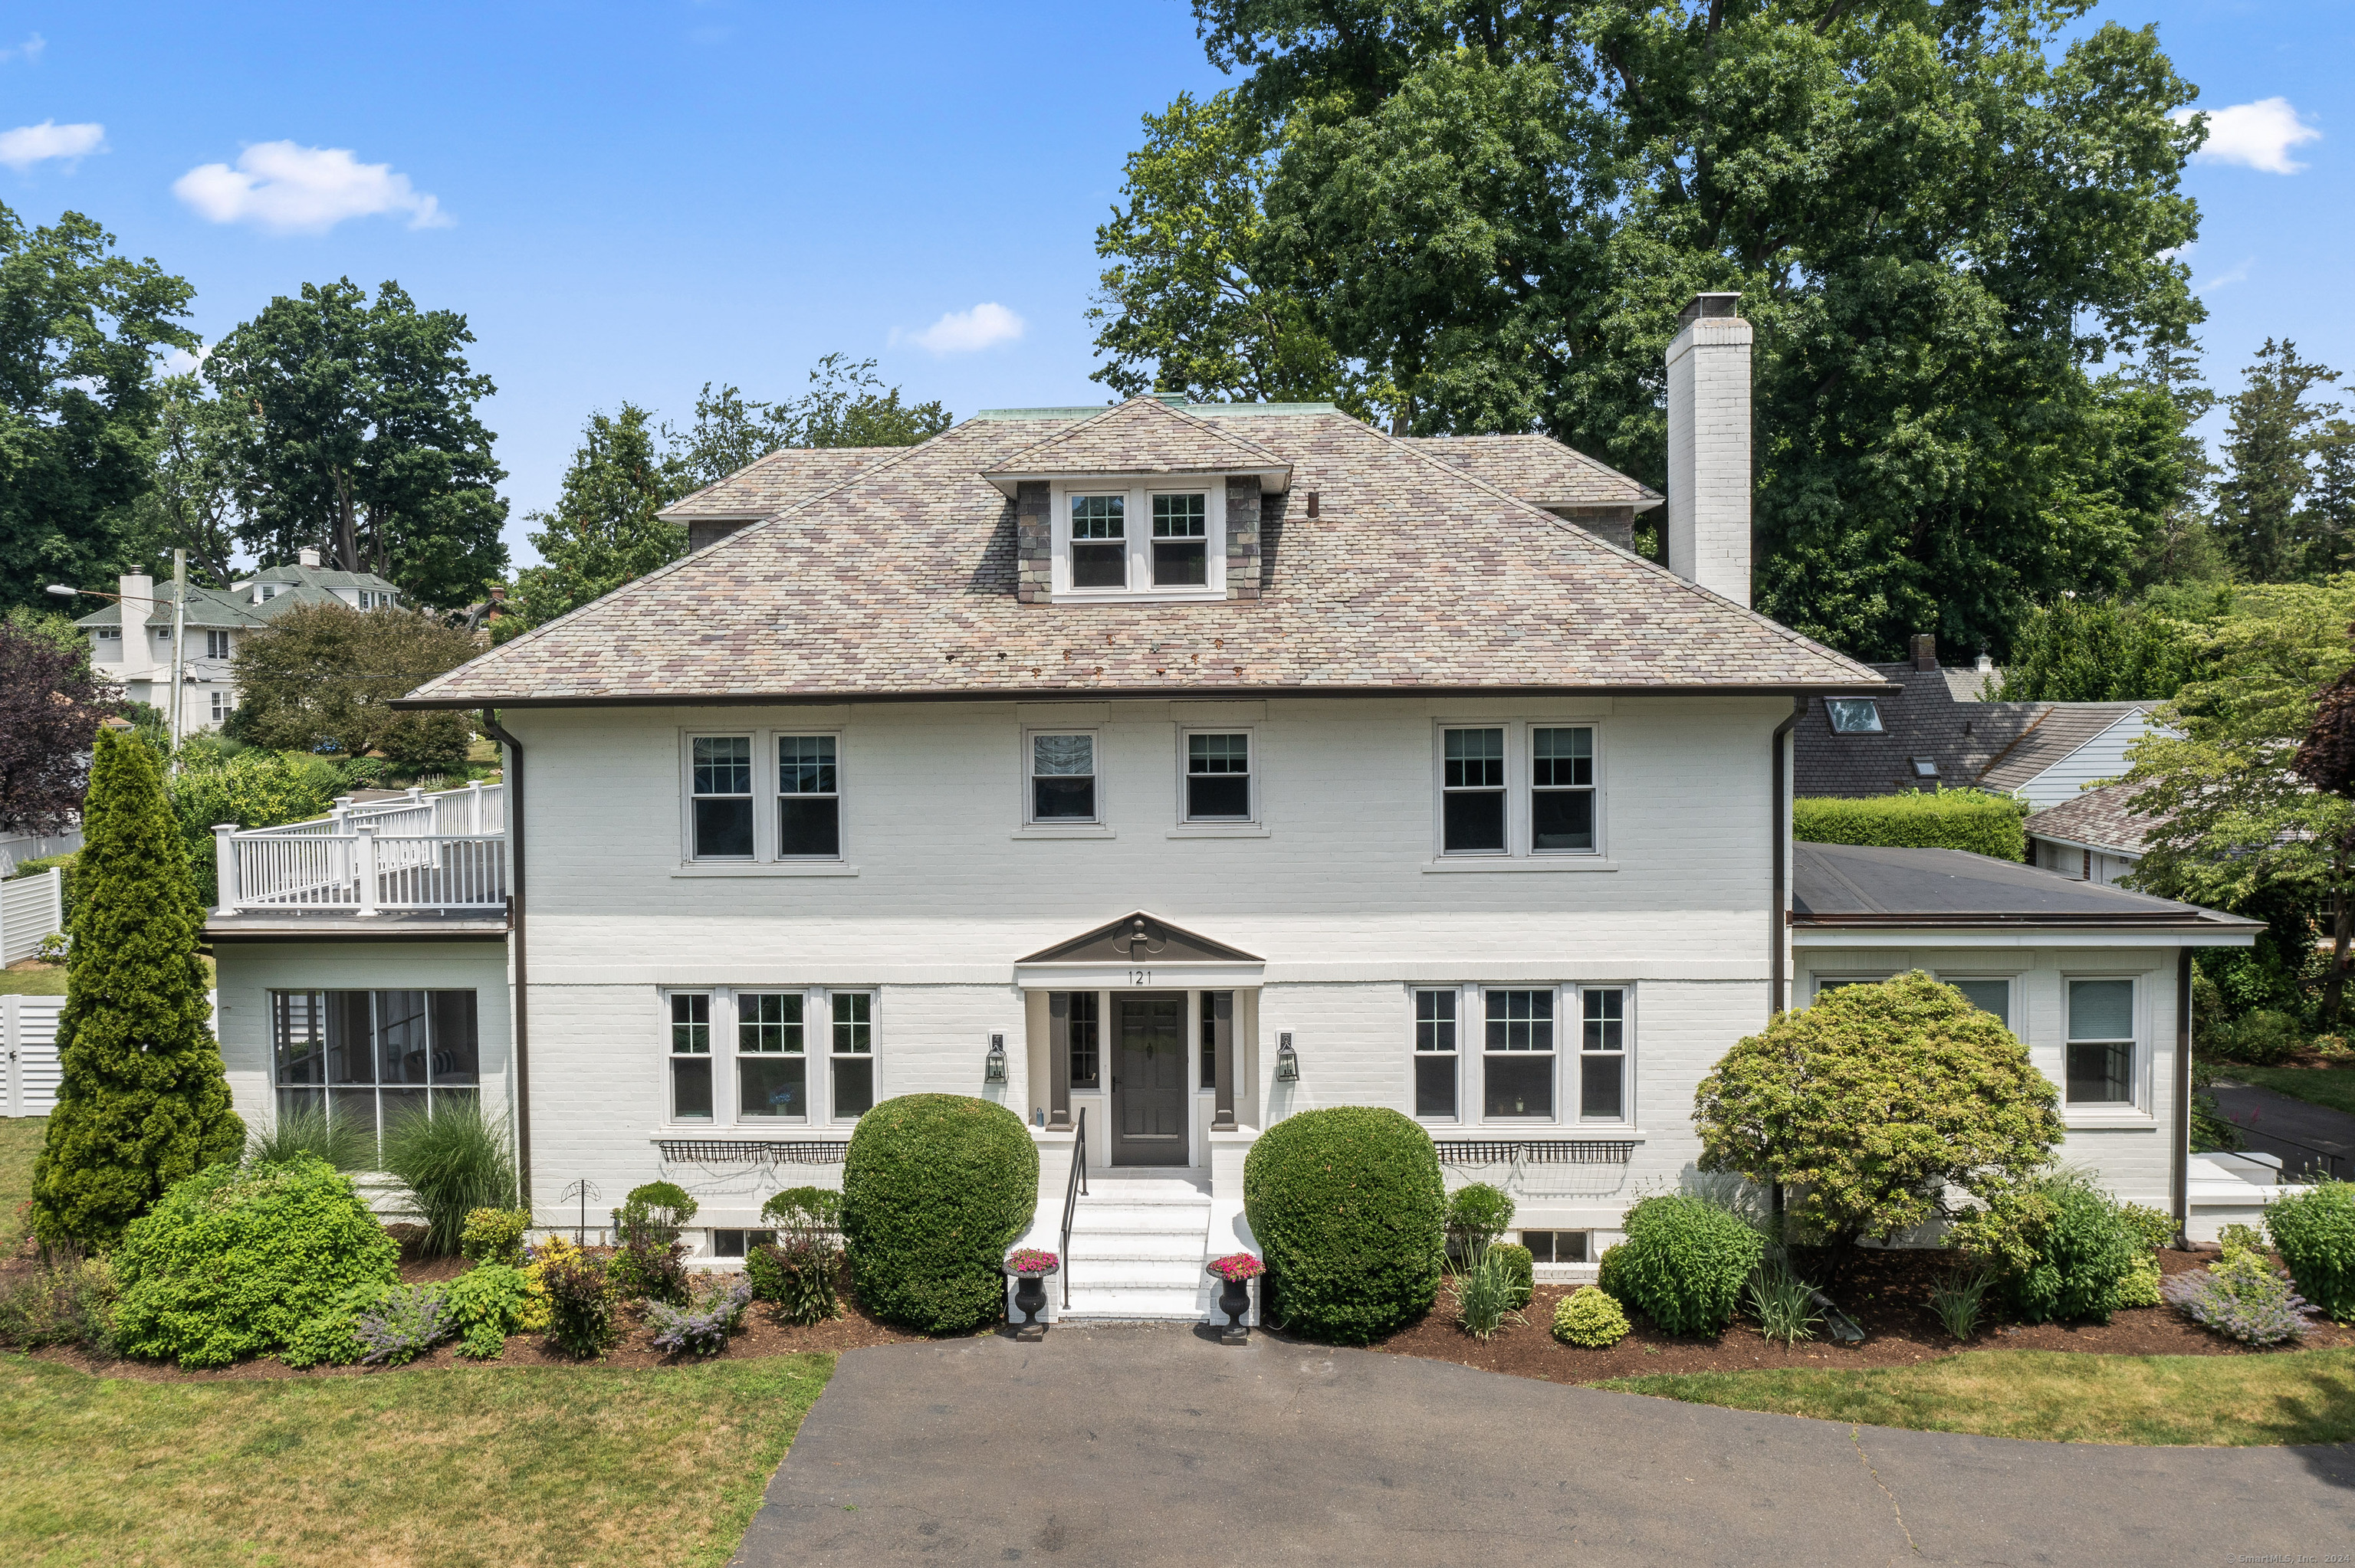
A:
[113, 1154, 399, 1368]
[1611, 1194, 1763, 1338]
[842, 1094, 1038, 1333]
[2266, 1181, 2355, 1322]
[1553, 1286, 1630, 1347]
[1243, 1105, 1444, 1345]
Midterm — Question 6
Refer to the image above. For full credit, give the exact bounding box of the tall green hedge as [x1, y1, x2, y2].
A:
[1243, 1106, 1444, 1344]
[842, 1094, 1037, 1333]
[1792, 789, 2028, 861]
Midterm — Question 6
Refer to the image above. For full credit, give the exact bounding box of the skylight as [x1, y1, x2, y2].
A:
[1826, 698, 1882, 733]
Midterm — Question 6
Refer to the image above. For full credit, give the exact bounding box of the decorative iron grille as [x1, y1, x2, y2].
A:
[655, 1139, 851, 1165]
[1432, 1139, 1636, 1166]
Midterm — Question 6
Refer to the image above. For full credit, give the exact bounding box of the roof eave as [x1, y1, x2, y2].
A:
[395, 677, 1903, 711]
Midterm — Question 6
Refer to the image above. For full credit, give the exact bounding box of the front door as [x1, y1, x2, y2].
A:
[1110, 992, 1188, 1166]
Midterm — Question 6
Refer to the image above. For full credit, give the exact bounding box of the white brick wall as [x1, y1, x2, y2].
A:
[1665, 316, 1754, 606]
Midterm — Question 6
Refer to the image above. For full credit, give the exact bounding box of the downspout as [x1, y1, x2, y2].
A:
[2174, 947, 2193, 1247]
[479, 710, 530, 1212]
[1769, 700, 1800, 1019]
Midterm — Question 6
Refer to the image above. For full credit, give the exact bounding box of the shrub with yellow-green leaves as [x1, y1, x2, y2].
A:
[1552, 1287, 1631, 1348]
[1694, 973, 2064, 1256]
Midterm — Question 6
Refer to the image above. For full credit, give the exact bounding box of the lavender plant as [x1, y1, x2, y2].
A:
[2161, 1254, 2316, 1346]
[354, 1284, 453, 1366]
[648, 1277, 753, 1358]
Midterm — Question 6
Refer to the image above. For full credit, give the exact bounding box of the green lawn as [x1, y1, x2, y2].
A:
[0, 965, 66, 996]
[1599, 1349, 2355, 1445]
[0, 1352, 833, 1567]
[0, 1117, 42, 1248]
[2222, 1065, 2355, 1118]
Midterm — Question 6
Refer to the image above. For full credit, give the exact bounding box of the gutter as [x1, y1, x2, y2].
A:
[478, 710, 530, 1212]
[2175, 948, 2193, 1246]
[1770, 699, 1799, 1018]
[390, 680, 1902, 713]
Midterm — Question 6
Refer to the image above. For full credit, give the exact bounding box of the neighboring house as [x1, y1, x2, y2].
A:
[202, 295, 2270, 1331]
[2023, 781, 2160, 887]
[1792, 638, 2157, 808]
[76, 546, 408, 734]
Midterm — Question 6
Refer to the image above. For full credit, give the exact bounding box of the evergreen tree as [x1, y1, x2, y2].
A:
[2215, 339, 2340, 583]
[2303, 419, 2355, 581]
[30, 730, 244, 1251]
[494, 404, 686, 644]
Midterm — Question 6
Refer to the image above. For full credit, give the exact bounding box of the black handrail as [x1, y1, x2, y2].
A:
[1059, 1107, 1089, 1310]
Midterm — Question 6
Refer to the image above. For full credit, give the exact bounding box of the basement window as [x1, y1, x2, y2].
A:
[1825, 699, 1883, 733]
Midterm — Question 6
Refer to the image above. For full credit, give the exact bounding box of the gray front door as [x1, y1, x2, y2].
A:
[1110, 992, 1188, 1166]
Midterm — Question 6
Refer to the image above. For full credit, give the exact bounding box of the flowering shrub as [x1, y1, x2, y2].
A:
[1553, 1287, 1631, 1348]
[1207, 1252, 1264, 1283]
[649, 1276, 752, 1357]
[1005, 1248, 1060, 1277]
[2162, 1252, 2315, 1346]
[355, 1284, 452, 1366]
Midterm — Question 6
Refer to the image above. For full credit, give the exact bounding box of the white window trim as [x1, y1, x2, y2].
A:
[1411, 985, 1464, 1126]
[1022, 726, 1106, 830]
[658, 986, 877, 1129]
[1446, 982, 1637, 1130]
[1932, 973, 2018, 1033]
[1048, 477, 1227, 603]
[1432, 720, 1608, 862]
[2063, 973, 2147, 1114]
[678, 729, 850, 868]
[1176, 724, 1258, 828]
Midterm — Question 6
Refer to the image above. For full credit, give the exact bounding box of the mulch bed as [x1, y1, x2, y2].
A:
[1361, 1246, 2355, 1383]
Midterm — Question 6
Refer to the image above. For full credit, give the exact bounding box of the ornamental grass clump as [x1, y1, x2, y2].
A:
[379, 1097, 517, 1257]
[1610, 1194, 1763, 1338]
[648, 1276, 753, 1358]
[1552, 1287, 1630, 1348]
[843, 1095, 1038, 1334]
[2264, 1181, 2355, 1321]
[1746, 1258, 1821, 1347]
[245, 1104, 371, 1173]
[1927, 1268, 1994, 1342]
[1452, 1245, 1523, 1343]
[1694, 973, 2062, 1283]
[1488, 1242, 1535, 1310]
[1243, 1105, 1444, 1345]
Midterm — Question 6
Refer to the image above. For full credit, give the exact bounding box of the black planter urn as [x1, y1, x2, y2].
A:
[1010, 1271, 1052, 1340]
[1216, 1274, 1251, 1344]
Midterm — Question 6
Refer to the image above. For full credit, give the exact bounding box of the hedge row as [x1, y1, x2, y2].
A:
[1792, 789, 2027, 861]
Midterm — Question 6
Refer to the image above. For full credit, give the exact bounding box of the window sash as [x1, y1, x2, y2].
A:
[690, 736, 755, 859]
[1414, 989, 1459, 1120]
[2066, 979, 2136, 1104]
[1031, 733, 1098, 822]
[1579, 988, 1626, 1122]
[1482, 989, 1554, 1120]
[1184, 731, 1251, 821]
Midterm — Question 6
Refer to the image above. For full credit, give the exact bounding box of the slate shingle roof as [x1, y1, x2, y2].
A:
[982, 397, 1292, 485]
[2025, 782, 2164, 857]
[1793, 659, 2144, 798]
[1404, 435, 1662, 510]
[403, 399, 1885, 707]
[661, 448, 902, 520]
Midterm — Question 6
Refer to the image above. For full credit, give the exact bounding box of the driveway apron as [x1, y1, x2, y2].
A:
[729, 1324, 2355, 1566]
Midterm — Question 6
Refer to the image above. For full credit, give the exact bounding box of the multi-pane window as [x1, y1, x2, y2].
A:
[1066, 992, 1101, 1087]
[777, 736, 840, 858]
[1442, 728, 1507, 853]
[691, 736, 754, 858]
[205, 630, 232, 658]
[670, 993, 714, 1120]
[1186, 733, 1251, 820]
[1031, 733, 1097, 821]
[2067, 979, 2135, 1104]
[1070, 495, 1126, 588]
[711, 1228, 778, 1260]
[1152, 494, 1207, 586]
[1414, 989, 1458, 1119]
[1580, 989, 1626, 1121]
[1483, 990, 1554, 1118]
[1520, 1230, 1591, 1264]
[1200, 996, 1217, 1090]
[211, 691, 228, 721]
[1531, 727, 1596, 852]
[832, 992, 875, 1119]
[736, 993, 806, 1120]
[272, 989, 479, 1159]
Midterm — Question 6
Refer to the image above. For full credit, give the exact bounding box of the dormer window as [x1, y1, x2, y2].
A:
[1050, 480, 1226, 601]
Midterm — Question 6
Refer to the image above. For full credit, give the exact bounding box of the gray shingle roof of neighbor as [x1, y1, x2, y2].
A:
[243, 563, 402, 594]
[75, 585, 275, 631]
[2025, 781, 2166, 857]
[661, 448, 905, 521]
[1792, 656, 2146, 798]
[1404, 434, 1664, 510]
[1791, 841, 2256, 931]
[400, 397, 1890, 707]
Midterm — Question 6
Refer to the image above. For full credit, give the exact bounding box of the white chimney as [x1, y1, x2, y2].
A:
[1664, 293, 1752, 606]
[298, 546, 322, 569]
[118, 574, 155, 680]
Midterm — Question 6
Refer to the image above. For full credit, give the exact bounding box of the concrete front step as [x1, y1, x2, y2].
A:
[1068, 1205, 1211, 1231]
[1064, 1232, 1207, 1261]
[1063, 1259, 1207, 1288]
[1061, 1286, 1208, 1320]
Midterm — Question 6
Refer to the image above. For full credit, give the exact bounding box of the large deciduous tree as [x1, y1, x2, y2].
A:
[1098, 0, 2207, 661]
[203, 278, 509, 608]
[130, 374, 245, 590]
[229, 600, 479, 770]
[0, 619, 120, 835]
[665, 353, 951, 491]
[30, 730, 244, 1251]
[0, 205, 197, 613]
[497, 404, 687, 641]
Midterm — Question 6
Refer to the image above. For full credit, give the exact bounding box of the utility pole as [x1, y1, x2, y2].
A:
[168, 548, 187, 768]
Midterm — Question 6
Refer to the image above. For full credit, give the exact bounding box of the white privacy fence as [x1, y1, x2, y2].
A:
[2, 995, 63, 1117]
[0, 867, 65, 965]
[214, 781, 507, 914]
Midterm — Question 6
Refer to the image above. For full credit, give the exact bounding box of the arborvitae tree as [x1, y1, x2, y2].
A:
[30, 730, 244, 1250]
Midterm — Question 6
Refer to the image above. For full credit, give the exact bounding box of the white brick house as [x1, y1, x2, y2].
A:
[205, 296, 2267, 1322]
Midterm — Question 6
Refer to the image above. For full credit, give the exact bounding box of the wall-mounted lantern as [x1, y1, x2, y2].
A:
[984, 1032, 1008, 1085]
[1275, 1031, 1299, 1083]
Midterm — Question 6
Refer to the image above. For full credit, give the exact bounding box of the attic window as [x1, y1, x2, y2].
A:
[1910, 757, 1940, 781]
[1826, 699, 1882, 734]
[1052, 481, 1227, 601]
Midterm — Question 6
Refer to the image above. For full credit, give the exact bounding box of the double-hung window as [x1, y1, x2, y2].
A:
[1071, 495, 1127, 588]
[1420, 984, 1631, 1125]
[2067, 979, 2136, 1105]
[691, 737, 755, 859]
[662, 988, 876, 1125]
[832, 993, 875, 1118]
[1944, 977, 2013, 1031]
[1184, 732, 1251, 821]
[1054, 482, 1226, 600]
[777, 736, 840, 858]
[1152, 494, 1207, 586]
[670, 993, 714, 1120]
[685, 730, 846, 862]
[205, 629, 232, 659]
[1030, 733, 1097, 822]
[1532, 728, 1595, 852]
[1442, 728, 1507, 853]
[1580, 989, 1626, 1120]
[736, 993, 805, 1120]
[1437, 723, 1605, 859]
[1067, 992, 1100, 1088]
[1483, 990, 1555, 1117]
[1414, 989, 1459, 1119]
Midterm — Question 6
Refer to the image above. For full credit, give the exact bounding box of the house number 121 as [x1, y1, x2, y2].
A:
[1128, 970, 1151, 985]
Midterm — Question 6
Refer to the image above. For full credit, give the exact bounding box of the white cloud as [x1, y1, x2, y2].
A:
[0, 120, 104, 171]
[911, 302, 1025, 354]
[0, 34, 46, 65]
[2199, 256, 2255, 293]
[2175, 97, 2322, 174]
[172, 141, 452, 234]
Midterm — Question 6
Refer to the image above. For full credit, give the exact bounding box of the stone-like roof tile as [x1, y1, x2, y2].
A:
[661, 448, 902, 520]
[983, 398, 1291, 484]
[1404, 435, 1661, 510]
[2025, 781, 2165, 856]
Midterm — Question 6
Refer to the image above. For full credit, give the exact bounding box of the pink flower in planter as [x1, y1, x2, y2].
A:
[1207, 1252, 1264, 1282]
[1006, 1248, 1060, 1277]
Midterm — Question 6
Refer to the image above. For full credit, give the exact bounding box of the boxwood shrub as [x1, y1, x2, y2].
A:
[1243, 1105, 1444, 1345]
[2267, 1181, 2355, 1322]
[1792, 789, 2027, 861]
[1611, 1194, 1762, 1338]
[842, 1094, 1038, 1333]
[113, 1155, 399, 1368]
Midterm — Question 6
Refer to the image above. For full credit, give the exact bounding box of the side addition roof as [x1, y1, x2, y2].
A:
[1791, 842, 2258, 935]
[1793, 658, 2146, 799]
[1404, 435, 1662, 512]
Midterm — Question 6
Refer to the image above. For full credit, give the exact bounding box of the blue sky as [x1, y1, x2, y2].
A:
[2, 2, 2344, 570]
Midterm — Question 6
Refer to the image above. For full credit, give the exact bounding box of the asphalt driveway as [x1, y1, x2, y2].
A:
[730, 1324, 2355, 1566]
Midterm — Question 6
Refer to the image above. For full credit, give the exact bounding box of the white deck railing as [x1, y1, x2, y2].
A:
[212, 780, 507, 915]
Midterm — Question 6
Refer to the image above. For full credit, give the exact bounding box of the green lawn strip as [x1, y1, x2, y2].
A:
[0, 966, 67, 996]
[0, 1117, 44, 1248]
[2221, 1066, 2355, 1119]
[0, 1351, 833, 1568]
[1595, 1349, 2355, 1445]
